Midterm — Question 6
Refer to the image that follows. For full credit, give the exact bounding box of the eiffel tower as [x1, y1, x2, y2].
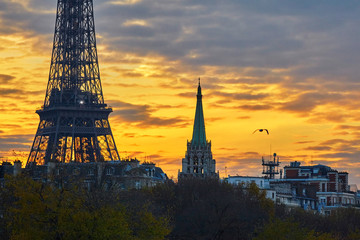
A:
[27, 0, 120, 166]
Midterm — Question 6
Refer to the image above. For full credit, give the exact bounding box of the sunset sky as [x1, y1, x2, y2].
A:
[2, 0, 360, 184]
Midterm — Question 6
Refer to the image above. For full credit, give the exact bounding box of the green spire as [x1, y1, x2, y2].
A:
[191, 78, 207, 146]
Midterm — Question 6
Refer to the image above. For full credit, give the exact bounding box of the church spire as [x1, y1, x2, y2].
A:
[191, 78, 207, 146]
[179, 77, 217, 179]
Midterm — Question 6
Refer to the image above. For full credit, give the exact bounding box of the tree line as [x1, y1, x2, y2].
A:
[1, 175, 360, 239]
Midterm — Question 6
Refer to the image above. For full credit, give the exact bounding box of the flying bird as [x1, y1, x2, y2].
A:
[253, 129, 269, 135]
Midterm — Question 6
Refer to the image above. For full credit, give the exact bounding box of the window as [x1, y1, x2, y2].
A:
[194, 156, 198, 165]
[73, 168, 80, 175]
[84, 180, 92, 191]
[106, 168, 113, 175]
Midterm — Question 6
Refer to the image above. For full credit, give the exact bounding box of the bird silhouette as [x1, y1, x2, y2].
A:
[253, 129, 269, 135]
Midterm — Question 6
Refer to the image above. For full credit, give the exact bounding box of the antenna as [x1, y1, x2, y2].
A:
[270, 144, 272, 161]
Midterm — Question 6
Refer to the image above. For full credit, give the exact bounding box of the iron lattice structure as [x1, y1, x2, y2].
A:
[27, 0, 120, 166]
[262, 153, 280, 179]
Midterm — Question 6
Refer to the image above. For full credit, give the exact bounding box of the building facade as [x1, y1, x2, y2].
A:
[226, 161, 358, 213]
[1, 160, 168, 190]
[226, 176, 276, 202]
[282, 161, 355, 213]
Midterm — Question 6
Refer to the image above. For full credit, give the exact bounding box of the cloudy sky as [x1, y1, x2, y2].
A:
[2, 0, 360, 184]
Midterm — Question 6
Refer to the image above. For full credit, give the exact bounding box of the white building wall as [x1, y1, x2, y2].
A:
[226, 176, 275, 201]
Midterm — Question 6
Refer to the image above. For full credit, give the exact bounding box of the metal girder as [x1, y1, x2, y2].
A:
[27, 0, 120, 167]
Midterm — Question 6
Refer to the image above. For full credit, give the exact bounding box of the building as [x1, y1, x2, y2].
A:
[0, 159, 168, 190]
[225, 176, 276, 202]
[225, 175, 318, 210]
[270, 181, 318, 210]
[178, 79, 218, 179]
[281, 161, 356, 213]
[226, 159, 358, 213]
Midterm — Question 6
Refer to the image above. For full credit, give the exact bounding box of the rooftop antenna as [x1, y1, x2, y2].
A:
[262, 152, 280, 179]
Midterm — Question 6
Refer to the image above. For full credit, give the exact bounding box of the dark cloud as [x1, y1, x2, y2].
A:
[120, 71, 144, 78]
[211, 91, 269, 101]
[3, 0, 360, 87]
[303, 146, 332, 151]
[280, 92, 343, 113]
[141, 134, 164, 138]
[216, 147, 237, 151]
[177, 92, 195, 98]
[334, 125, 360, 131]
[0, 88, 23, 96]
[118, 150, 144, 158]
[319, 139, 349, 146]
[109, 100, 189, 128]
[0, 74, 15, 83]
[206, 117, 223, 123]
[237, 116, 251, 120]
[0, 124, 22, 129]
[88, 0, 360, 86]
[123, 133, 136, 138]
[318, 152, 360, 161]
[0, 0, 55, 35]
[122, 132, 164, 138]
[0, 134, 32, 150]
[238, 104, 272, 111]
[294, 141, 314, 144]
[0, 88, 44, 102]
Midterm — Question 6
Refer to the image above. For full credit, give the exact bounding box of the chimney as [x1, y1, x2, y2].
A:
[13, 160, 22, 176]
[47, 161, 57, 176]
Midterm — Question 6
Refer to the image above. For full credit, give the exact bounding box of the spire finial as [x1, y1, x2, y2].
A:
[197, 77, 202, 96]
